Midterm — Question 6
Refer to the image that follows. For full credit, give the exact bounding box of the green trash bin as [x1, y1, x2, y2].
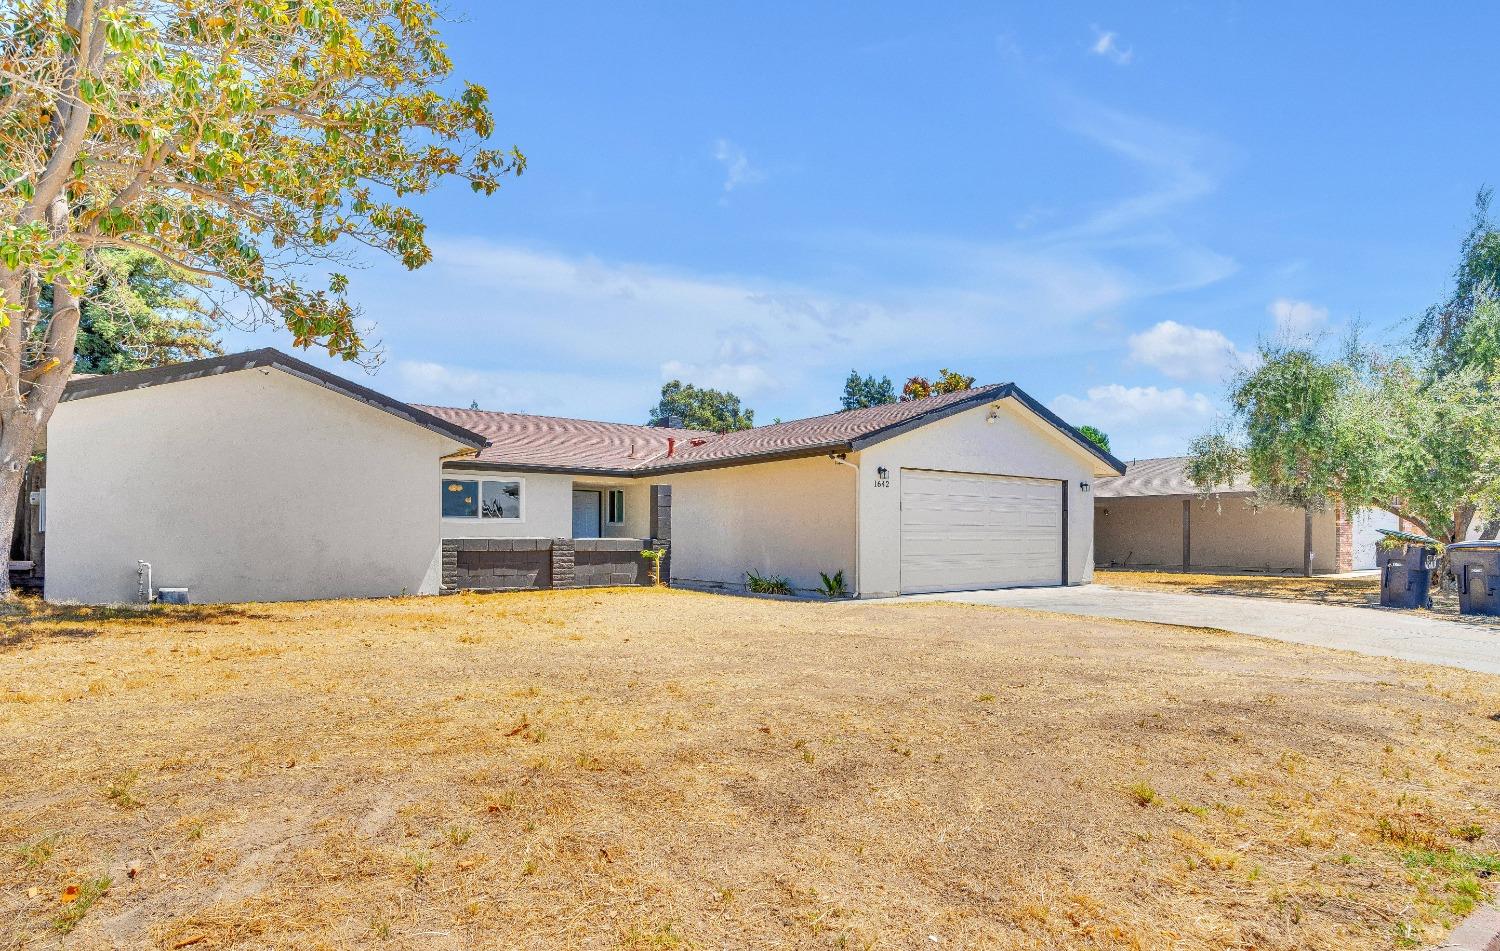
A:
[1446, 540, 1500, 616]
[1376, 529, 1437, 609]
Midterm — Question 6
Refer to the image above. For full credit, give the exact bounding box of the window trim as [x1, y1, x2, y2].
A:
[605, 488, 626, 526]
[442, 474, 526, 522]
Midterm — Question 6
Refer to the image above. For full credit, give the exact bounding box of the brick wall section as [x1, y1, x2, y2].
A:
[443, 539, 551, 593]
[1335, 502, 1354, 573]
[650, 485, 672, 541]
[442, 537, 658, 593]
[550, 539, 576, 588]
[440, 539, 458, 593]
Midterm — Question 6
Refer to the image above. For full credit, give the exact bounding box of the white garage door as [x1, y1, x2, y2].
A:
[900, 469, 1063, 594]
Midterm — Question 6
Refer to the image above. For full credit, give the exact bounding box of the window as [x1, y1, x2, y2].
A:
[442, 478, 522, 519]
[606, 488, 625, 525]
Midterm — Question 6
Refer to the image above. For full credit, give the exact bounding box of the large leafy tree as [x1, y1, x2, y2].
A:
[1189, 341, 1500, 576]
[0, 0, 523, 593]
[59, 248, 221, 373]
[839, 369, 895, 410]
[649, 380, 754, 432]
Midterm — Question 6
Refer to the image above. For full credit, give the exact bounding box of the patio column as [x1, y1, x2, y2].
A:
[1303, 509, 1313, 577]
[1181, 499, 1191, 570]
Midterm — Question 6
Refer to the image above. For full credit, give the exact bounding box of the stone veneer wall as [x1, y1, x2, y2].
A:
[442, 537, 667, 594]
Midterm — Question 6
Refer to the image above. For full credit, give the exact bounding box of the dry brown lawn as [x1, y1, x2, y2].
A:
[1103, 569, 1392, 607]
[2, 588, 1499, 950]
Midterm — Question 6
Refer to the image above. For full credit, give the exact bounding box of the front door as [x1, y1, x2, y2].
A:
[572, 490, 602, 538]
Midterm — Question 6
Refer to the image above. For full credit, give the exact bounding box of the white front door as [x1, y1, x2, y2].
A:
[572, 490, 602, 538]
[900, 469, 1063, 594]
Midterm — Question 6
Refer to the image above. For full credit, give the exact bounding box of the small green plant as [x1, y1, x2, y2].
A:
[640, 547, 667, 586]
[1452, 823, 1485, 843]
[103, 769, 143, 809]
[52, 876, 111, 934]
[444, 824, 473, 847]
[18, 833, 58, 868]
[745, 569, 794, 595]
[1127, 781, 1158, 807]
[817, 570, 848, 598]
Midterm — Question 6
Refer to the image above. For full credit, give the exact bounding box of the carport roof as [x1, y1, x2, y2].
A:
[1093, 455, 1253, 498]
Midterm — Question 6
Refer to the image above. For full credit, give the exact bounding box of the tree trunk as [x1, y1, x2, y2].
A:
[0, 412, 41, 599]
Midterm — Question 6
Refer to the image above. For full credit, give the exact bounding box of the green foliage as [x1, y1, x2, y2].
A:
[640, 547, 667, 586]
[41, 249, 221, 374]
[840, 369, 896, 410]
[900, 368, 975, 401]
[3, 0, 522, 358]
[745, 569, 793, 595]
[51, 876, 111, 934]
[649, 380, 754, 432]
[817, 570, 848, 598]
[1417, 188, 1500, 374]
[1078, 425, 1110, 453]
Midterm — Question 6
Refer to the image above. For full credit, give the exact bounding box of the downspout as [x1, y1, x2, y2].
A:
[829, 453, 860, 596]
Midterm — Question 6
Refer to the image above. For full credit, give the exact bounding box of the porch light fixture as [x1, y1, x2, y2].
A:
[1080, 481, 1091, 492]
[877, 466, 889, 481]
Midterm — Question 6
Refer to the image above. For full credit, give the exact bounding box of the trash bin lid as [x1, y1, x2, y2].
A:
[1377, 528, 1442, 546]
[1446, 540, 1500, 552]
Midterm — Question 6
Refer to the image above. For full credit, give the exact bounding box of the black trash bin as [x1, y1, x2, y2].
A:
[1446, 540, 1500, 616]
[1376, 529, 1437, 609]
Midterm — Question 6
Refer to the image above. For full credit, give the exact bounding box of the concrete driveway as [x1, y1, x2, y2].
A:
[900, 584, 1500, 675]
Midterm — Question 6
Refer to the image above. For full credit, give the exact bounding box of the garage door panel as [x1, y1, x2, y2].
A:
[900, 470, 1062, 594]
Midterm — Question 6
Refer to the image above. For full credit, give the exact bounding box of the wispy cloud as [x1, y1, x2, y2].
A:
[1051, 383, 1217, 458]
[1128, 320, 1252, 382]
[712, 138, 765, 194]
[1268, 297, 1330, 340]
[1089, 27, 1133, 65]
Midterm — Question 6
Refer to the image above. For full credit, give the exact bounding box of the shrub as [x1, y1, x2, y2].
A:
[817, 570, 848, 598]
[745, 570, 794, 595]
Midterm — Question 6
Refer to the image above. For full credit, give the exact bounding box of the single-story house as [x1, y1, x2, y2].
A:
[44, 347, 1124, 604]
[1093, 456, 1397, 575]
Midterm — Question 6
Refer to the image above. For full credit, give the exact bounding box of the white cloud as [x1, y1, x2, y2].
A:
[1051, 384, 1219, 459]
[712, 138, 765, 193]
[1268, 297, 1329, 339]
[1127, 320, 1251, 382]
[1090, 27, 1133, 65]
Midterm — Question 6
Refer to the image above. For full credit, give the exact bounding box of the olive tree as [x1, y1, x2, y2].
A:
[0, 0, 523, 594]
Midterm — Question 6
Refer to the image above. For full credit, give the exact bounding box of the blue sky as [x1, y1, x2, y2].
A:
[226, 3, 1497, 458]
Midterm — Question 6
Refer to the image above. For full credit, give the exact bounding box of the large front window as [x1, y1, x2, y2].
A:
[442, 478, 522, 519]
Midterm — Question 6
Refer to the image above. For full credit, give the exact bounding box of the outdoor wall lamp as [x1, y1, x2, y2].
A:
[877, 466, 889, 481]
[1080, 481, 1091, 492]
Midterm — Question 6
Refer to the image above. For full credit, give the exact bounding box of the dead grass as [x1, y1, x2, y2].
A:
[2, 587, 1499, 949]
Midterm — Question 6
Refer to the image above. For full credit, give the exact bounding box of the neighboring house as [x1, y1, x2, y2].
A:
[44, 348, 1124, 604]
[1093, 456, 1395, 575]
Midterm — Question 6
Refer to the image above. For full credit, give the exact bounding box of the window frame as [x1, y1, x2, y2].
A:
[441, 474, 526, 522]
[605, 488, 626, 526]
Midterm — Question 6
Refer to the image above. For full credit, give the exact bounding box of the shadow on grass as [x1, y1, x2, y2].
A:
[0, 595, 270, 649]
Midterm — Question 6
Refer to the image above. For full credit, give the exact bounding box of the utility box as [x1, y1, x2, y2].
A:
[1447, 541, 1500, 616]
[1376, 529, 1436, 610]
[157, 587, 190, 606]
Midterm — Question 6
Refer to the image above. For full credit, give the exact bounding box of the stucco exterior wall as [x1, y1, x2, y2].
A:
[1095, 495, 1341, 573]
[47, 367, 461, 604]
[856, 398, 1100, 597]
[440, 469, 572, 539]
[667, 455, 857, 594]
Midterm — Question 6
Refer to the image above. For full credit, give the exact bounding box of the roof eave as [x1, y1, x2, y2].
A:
[61, 348, 489, 451]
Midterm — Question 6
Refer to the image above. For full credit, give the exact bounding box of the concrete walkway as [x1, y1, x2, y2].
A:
[900, 584, 1500, 675]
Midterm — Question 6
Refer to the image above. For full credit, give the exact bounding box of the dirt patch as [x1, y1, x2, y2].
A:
[2, 588, 1498, 949]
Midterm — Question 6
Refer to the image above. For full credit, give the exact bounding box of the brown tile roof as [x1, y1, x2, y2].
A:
[424, 383, 1125, 477]
[415, 406, 716, 473]
[1093, 455, 1252, 498]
